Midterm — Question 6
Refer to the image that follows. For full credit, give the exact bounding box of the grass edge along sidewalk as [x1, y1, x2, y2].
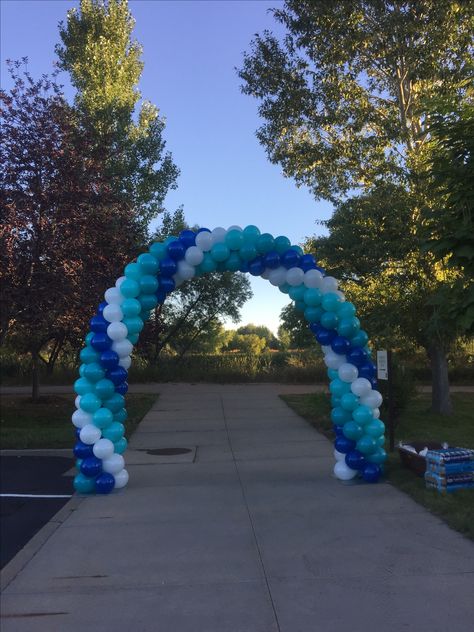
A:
[0, 394, 157, 449]
[280, 392, 474, 541]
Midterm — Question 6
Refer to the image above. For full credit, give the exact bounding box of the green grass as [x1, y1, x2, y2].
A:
[0, 394, 157, 449]
[280, 391, 474, 541]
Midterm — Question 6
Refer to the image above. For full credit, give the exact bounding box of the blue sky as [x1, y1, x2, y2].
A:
[1, 0, 333, 334]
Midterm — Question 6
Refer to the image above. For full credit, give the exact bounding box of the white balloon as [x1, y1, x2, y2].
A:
[172, 273, 184, 287]
[102, 453, 125, 475]
[334, 449, 346, 462]
[372, 407, 381, 419]
[115, 276, 126, 288]
[92, 438, 115, 460]
[112, 339, 133, 358]
[324, 351, 345, 369]
[80, 424, 101, 445]
[177, 260, 195, 280]
[261, 268, 271, 280]
[269, 266, 287, 286]
[185, 246, 204, 266]
[338, 362, 359, 383]
[104, 287, 123, 305]
[72, 409, 92, 429]
[360, 390, 383, 409]
[118, 355, 132, 370]
[304, 269, 323, 288]
[195, 231, 212, 251]
[335, 290, 346, 301]
[107, 321, 128, 341]
[74, 395, 82, 409]
[350, 377, 372, 398]
[103, 304, 124, 323]
[321, 276, 339, 293]
[321, 345, 332, 354]
[210, 227, 227, 245]
[286, 267, 305, 286]
[334, 460, 358, 481]
[114, 469, 129, 489]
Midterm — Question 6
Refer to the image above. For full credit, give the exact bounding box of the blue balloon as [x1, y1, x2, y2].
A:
[331, 336, 351, 355]
[73, 441, 94, 460]
[345, 450, 366, 471]
[281, 248, 301, 269]
[263, 251, 280, 269]
[100, 350, 120, 370]
[95, 472, 115, 494]
[115, 381, 129, 395]
[179, 230, 196, 248]
[107, 366, 128, 386]
[197, 227, 210, 233]
[159, 277, 175, 293]
[74, 428, 81, 440]
[315, 327, 336, 345]
[239, 261, 250, 273]
[347, 347, 368, 367]
[160, 257, 178, 277]
[358, 361, 376, 379]
[334, 436, 356, 454]
[248, 257, 266, 276]
[80, 456, 103, 478]
[362, 463, 382, 483]
[97, 301, 108, 315]
[300, 254, 317, 271]
[156, 290, 167, 303]
[90, 314, 108, 333]
[167, 239, 186, 260]
[333, 425, 344, 437]
[91, 333, 112, 351]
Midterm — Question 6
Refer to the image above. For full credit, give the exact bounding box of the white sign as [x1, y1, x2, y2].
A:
[376, 350, 388, 380]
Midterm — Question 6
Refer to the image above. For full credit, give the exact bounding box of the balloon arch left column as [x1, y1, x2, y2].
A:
[72, 225, 387, 495]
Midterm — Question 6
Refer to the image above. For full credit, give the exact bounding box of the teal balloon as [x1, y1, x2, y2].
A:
[114, 408, 128, 424]
[75, 459, 83, 470]
[321, 292, 342, 312]
[243, 225, 261, 241]
[343, 421, 364, 441]
[291, 245, 304, 256]
[79, 364, 87, 378]
[120, 278, 140, 298]
[85, 332, 94, 345]
[121, 298, 141, 317]
[256, 233, 274, 254]
[331, 395, 341, 407]
[279, 283, 290, 294]
[350, 330, 369, 348]
[74, 377, 95, 396]
[83, 362, 105, 383]
[340, 392, 360, 412]
[365, 419, 386, 438]
[327, 368, 339, 380]
[123, 316, 144, 335]
[103, 422, 125, 442]
[124, 262, 142, 281]
[137, 253, 159, 275]
[104, 393, 125, 414]
[95, 378, 115, 400]
[304, 288, 322, 307]
[164, 235, 178, 245]
[80, 347, 100, 365]
[367, 447, 387, 465]
[304, 307, 323, 323]
[211, 243, 230, 262]
[376, 435, 385, 447]
[139, 275, 159, 294]
[198, 252, 217, 273]
[352, 405, 374, 425]
[114, 437, 128, 454]
[356, 435, 377, 455]
[288, 285, 306, 302]
[225, 229, 244, 250]
[274, 235, 291, 254]
[338, 302, 357, 319]
[80, 392, 101, 413]
[225, 252, 242, 272]
[320, 311, 339, 329]
[295, 300, 306, 313]
[127, 333, 140, 344]
[149, 241, 168, 260]
[331, 407, 352, 425]
[239, 243, 257, 261]
[93, 407, 113, 429]
[338, 317, 360, 338]
[139, 294, 158, 311]
[74, 473, 96, 494]
[329, 378, 351, 397]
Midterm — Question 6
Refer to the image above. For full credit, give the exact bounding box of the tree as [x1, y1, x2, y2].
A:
[239, 1, 473, 413]
[236, 324, 279, 349]
[0, 61, 138, 399]
[56, 0, 179, 231]
[279, 304, 314, 349]
[226, 333, 267, 355]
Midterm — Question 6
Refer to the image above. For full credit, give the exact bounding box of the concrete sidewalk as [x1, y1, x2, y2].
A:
[1, 383, 473, 631]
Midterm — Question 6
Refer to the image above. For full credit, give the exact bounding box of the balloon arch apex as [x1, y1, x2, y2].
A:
[72, 224, 386, 494]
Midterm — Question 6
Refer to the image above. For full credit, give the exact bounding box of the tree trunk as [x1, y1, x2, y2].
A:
[427, 342, 452, 415]
[31, 349, 40, 403]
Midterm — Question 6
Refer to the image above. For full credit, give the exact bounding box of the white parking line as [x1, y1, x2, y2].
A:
[1, 494, 72, 499]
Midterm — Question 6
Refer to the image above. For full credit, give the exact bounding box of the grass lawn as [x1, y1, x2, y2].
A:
[280, 391, 474, 541]
[0, 394, 157, 449]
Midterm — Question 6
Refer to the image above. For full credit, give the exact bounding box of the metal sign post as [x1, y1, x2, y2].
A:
[377, 350, 395, 452]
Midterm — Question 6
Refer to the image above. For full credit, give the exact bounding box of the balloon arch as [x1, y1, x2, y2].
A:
[72, 225, 387, 494]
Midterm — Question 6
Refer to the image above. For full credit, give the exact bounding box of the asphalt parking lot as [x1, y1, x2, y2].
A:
[0, 455, 74, 568]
